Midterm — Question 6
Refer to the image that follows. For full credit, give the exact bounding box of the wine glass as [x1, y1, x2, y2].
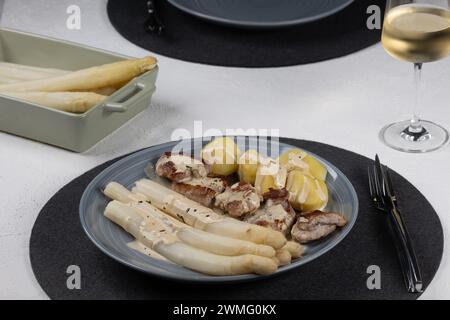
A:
[381, 0, 450, 153]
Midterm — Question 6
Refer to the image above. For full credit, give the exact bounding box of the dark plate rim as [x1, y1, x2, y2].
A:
[79, 137, 359, 283]
[166, 0, 355, 28]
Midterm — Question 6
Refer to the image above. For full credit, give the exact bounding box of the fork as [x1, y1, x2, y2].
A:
[368, 163, 423, 293]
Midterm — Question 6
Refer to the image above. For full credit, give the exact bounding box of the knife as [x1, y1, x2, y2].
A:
[375, 155, 423, 292]
[383, 164, 423, 292]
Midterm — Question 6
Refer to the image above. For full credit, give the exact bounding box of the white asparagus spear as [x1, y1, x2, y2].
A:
[0, 62, 68, 74]
[275, 249, 292, 266]
[132, 179, 287, 249]
[282, 241, 305, 259]
[0, 75, 22, 84]
[105, 200, 277, 276]
[103, 182, 276, 258]
[0, 62, 69, 81]
[0, 56, 157, 92]
[135, 203, 276, 258]
[92, 87, 117, 96]
[126, 240, 171, 262]
[0, 91, 106, 113]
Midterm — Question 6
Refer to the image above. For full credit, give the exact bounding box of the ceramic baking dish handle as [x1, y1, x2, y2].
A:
[103, 82, 151, 112]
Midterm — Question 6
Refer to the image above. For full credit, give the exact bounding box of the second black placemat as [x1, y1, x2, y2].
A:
[107, 0, 385, 67]
[29, 138, 443, 299]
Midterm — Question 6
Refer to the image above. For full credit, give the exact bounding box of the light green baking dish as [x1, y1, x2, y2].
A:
[0, 28, 158, 152]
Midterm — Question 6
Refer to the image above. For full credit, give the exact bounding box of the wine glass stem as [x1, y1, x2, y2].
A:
[409, 63, 424, 133]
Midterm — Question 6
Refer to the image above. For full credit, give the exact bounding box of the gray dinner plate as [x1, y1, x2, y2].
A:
[80, 137, 358, 283]
[167, 0, 354, 28]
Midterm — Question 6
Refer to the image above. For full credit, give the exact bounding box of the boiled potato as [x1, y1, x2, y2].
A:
[238, 150, 261, 185]
[286, 170, 328, 211]
[254, 158, 287, 195]
[279, 149, 327, 181]
[202, 137, 240, 176]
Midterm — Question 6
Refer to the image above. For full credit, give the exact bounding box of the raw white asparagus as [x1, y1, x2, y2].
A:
[0, 62, 69, 81]
[0, 56, 157, 92]
[0, 62, 68, 74]
[105, 200, 277, 275]
[103, 182, 276, 258]
[92, 87, 117, 96]
[0, 75, 22, 84]
[133, 179, 287, 249]
[282, 241, 305, 259]
[0, 91, 106, 113]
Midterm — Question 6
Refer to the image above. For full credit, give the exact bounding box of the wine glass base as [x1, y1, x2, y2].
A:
[380, 120, 449, 153]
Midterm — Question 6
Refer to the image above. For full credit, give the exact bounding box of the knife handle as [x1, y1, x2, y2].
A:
[391, 206, 423, 291]
[387, 208, 423, 293]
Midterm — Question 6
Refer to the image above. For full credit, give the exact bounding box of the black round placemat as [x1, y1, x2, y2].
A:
[30, 138, 443, 300]
[107, 0, 385, 67]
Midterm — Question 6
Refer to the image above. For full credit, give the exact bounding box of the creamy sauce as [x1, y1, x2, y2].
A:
[285, 152, 309, 172]
[246, 203, 292, 234]
[263, 204, 289, 222]
[314, 179, 327, 202]
[215, 183, 261, 214]
[161, 153, 207, 179]
[184, 177, 226, 193]
[255, 159, 287, 194]
[296, 175, 311, 204]
[138, 216, 179, 246]
[162, 194, 224, 229]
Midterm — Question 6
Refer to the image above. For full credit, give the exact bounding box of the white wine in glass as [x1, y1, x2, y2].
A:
[380, 0, 450, 153]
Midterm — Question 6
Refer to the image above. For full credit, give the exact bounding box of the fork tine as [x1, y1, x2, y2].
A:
[368, 165, 384, 212]
[368, 166, 374, 198]
[373, 165, 386, 207]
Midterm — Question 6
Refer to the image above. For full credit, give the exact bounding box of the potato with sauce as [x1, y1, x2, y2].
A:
[285, 170, 328, 212]
[254, 158, 287, 195]
[202, 137, 240, 176]
[279, 149, 327, 181]
[238, 149, 261, 185]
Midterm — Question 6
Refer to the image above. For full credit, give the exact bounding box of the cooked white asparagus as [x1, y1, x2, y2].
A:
[0, 91, 106, 113]
[127, 240, 171, 262]
[104, 181, 147, 203]
[0, 56, 157, 92]
[282, 241, 305, 259]
[105, 200, 277, 275]
[275, 249, 292, 266]
[103, 182, 276, 258]
[132, 179, 287, 249]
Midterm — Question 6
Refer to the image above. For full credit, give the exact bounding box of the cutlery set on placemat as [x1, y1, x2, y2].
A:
[30, 137, 442, 299]
[369, 156, 422, 293]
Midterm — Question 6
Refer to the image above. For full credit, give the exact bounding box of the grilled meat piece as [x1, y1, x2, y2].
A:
[244, 188, 296, 235]
[215, 182, 262, 218]
[172, 177, 227, 207]
[291, 210, 347, 243]
[155, 152, 208, 182]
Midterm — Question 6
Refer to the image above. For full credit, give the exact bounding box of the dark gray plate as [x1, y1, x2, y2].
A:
[79, 137, 358, 283]
[167, 0, 354, 28]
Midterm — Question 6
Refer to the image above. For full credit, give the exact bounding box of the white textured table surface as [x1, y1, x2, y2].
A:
[0, 0, 449, 300]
